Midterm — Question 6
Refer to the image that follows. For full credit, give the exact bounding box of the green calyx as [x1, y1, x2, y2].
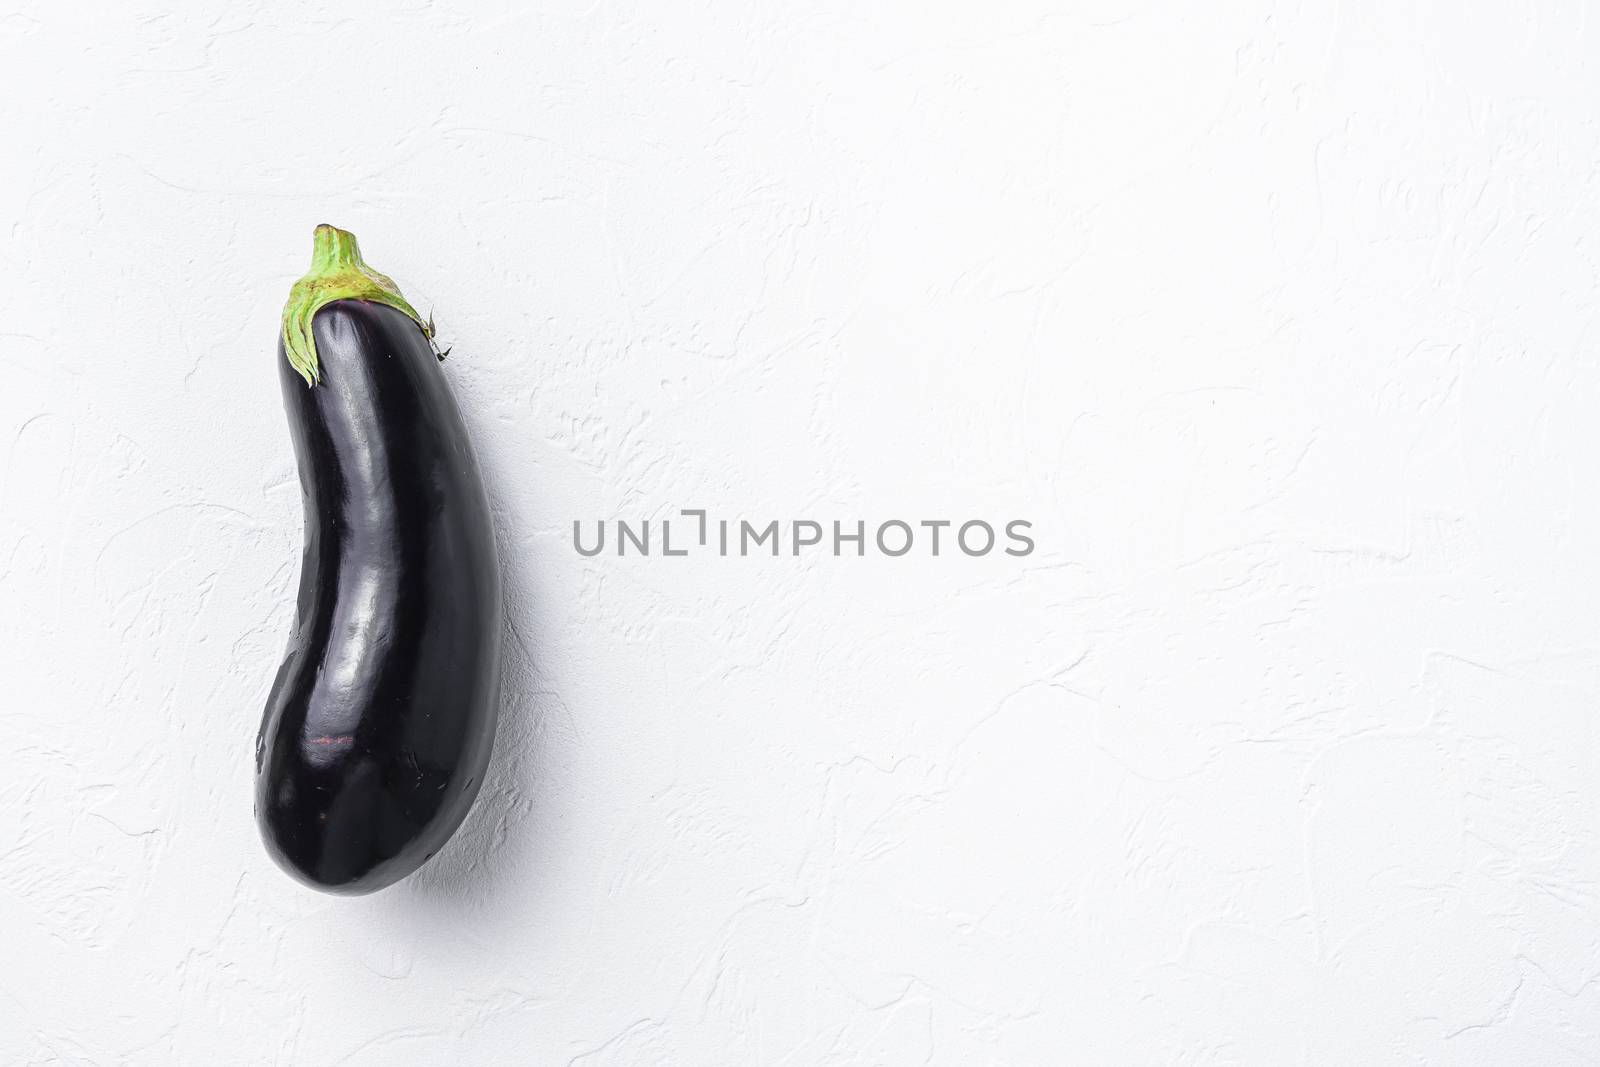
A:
[281, 224, 427, 386]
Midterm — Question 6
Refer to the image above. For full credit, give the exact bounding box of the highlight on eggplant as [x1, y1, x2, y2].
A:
[255, 224, 502, 895]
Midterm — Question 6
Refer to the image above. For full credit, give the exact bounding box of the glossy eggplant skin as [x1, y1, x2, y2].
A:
[257, 300, 500, 895]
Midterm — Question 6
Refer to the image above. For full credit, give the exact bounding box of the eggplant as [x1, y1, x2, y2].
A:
[255, 225, 501, 894]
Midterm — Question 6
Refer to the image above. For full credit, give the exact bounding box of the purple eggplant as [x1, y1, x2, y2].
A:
[255, 225, 501, 894]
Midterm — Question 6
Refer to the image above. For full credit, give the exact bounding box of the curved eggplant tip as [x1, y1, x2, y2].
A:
[258, 829, 409, 897]
[256, 763, 432, 895]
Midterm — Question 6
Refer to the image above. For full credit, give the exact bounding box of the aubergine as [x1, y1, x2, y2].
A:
[255, 224, 501, 895]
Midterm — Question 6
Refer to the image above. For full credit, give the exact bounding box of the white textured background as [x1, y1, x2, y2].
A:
[4, 1, 1599, 1063]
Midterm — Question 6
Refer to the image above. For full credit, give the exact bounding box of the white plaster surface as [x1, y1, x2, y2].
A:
[4, 2, 1600, 1063]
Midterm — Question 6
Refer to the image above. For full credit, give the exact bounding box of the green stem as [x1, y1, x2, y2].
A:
[280, 224, 426, 386]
